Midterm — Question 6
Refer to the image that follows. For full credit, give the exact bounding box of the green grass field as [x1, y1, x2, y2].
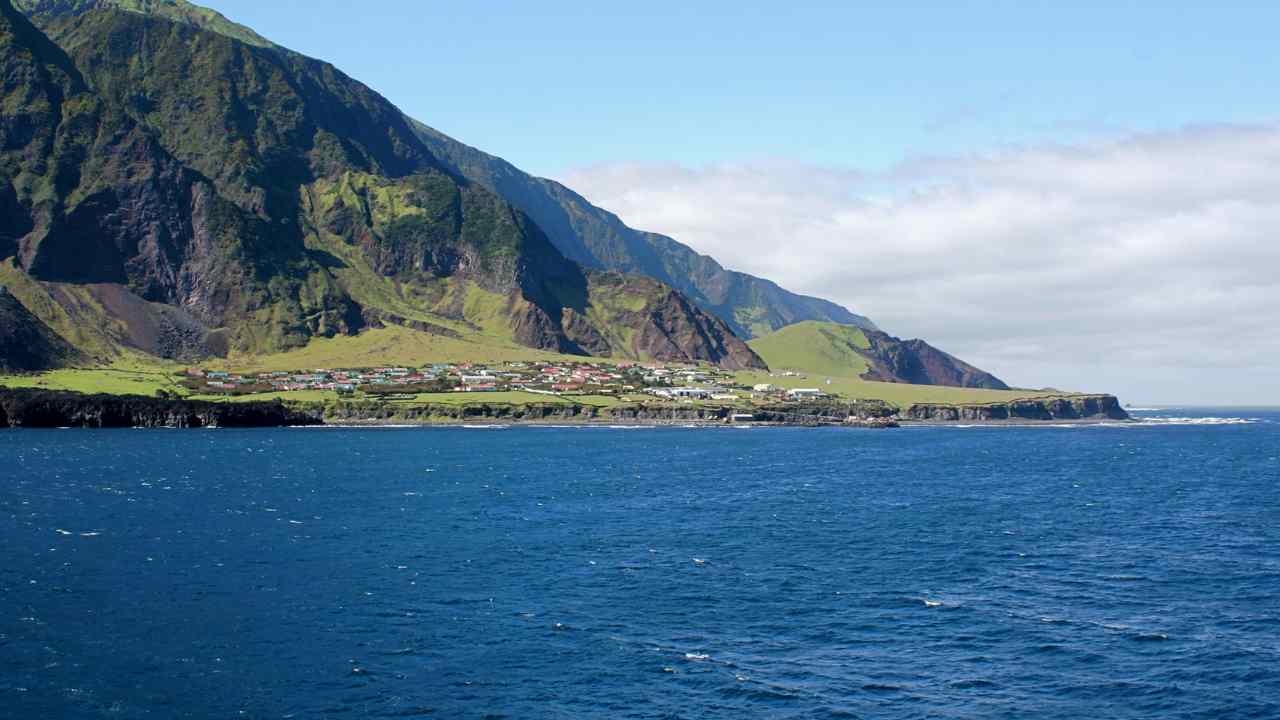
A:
[207, 326, 588, 373]
[733, 370, 1061, 408]
[0, 367, 187, 396]
[740, 320, 1067, 408]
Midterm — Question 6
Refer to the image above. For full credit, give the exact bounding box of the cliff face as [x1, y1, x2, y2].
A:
[0, 388, 322, 427]
[859, 330, 1009, 390]
[0, 0, 764, 369]
[321, 398, 891, 424]
[900, 395, 1130, 422]
[0, 387, 1126, 428]
[0, 0, 321, 351]
[621, 277, 766, 370]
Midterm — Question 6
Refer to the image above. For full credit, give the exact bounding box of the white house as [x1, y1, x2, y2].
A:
[786, 388, 825, 400]
[654, 387, 712, 400]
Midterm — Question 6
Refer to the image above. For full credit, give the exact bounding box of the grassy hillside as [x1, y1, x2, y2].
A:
[743, 320, 1048, 406]
[748, 321, 872, 377]
[749, 320, 1009, 390]
[209, 326, 583, 374]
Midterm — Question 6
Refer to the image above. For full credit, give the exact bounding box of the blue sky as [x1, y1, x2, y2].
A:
[203, 0, 1279, 177]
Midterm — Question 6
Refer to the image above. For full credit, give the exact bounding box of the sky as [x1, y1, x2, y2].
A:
[202, 0, 1280, 405]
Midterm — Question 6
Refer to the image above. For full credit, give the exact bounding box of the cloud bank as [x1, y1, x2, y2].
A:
[559, 126, 1280, 404]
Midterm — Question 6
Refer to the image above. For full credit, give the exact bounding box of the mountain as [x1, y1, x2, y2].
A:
[749, 321, 1009, 390]
[0, 0, 765, 370]
[410, 121, 878, 339]
[20, 2, 863, 342]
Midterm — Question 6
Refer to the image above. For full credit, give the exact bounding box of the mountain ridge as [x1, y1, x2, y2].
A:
[410, 120, 878, 339]
[19, 0, 878, 342]
[12, 0, 273, 46]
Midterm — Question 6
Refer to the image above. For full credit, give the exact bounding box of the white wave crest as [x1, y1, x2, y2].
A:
[1139, 417, 1256, 426]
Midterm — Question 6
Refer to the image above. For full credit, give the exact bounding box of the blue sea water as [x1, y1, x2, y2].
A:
[1, 409, 1278, 719]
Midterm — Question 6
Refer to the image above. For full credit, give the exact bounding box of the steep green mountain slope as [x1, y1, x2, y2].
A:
[749, 321, 1010, 390]
[0, 285, 83, 371]
[14, 0, 272, 46]
[748, 322, 872, 378]
[0, 0, 277, 358]
[0, 0, 765, 369]
[410, 121, 877, 339]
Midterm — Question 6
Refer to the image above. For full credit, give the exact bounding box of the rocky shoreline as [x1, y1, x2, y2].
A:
[899, 395, 1131, 423]
[0, 388, 1129, 429]
[0, 388, 321, 428]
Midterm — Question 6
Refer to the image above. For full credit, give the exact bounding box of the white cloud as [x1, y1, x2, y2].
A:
[558, 126, 1280, 404]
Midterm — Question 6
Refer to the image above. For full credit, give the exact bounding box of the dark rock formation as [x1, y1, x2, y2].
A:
[899, 395, 1130, 422]
[860, 330, 1009, 390]
[624, 281, 766, 370]
[0, 388, 322, 427]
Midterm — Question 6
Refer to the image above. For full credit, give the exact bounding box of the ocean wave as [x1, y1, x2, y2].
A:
[290, 424, 424, 429]
[1138, 417, 1255, 426]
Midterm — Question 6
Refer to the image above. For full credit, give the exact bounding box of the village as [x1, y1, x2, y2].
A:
[181, 360, 831, 404]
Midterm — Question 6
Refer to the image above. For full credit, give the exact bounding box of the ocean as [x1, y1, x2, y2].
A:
[2, 409, 1278, 718]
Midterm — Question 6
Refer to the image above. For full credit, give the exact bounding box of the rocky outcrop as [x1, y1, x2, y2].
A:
[625, 283, 766, 370]
[860, 330, 1009, 390]
[325, 399, 892, 425]
[0, 388, 322, 427]
[0, 286, 82, 371]
[899, 395, 1130, 422]
[0, 388, 1130, 429]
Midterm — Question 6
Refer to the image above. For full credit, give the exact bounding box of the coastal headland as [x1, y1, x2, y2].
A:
[0, 387, 1129, 429]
